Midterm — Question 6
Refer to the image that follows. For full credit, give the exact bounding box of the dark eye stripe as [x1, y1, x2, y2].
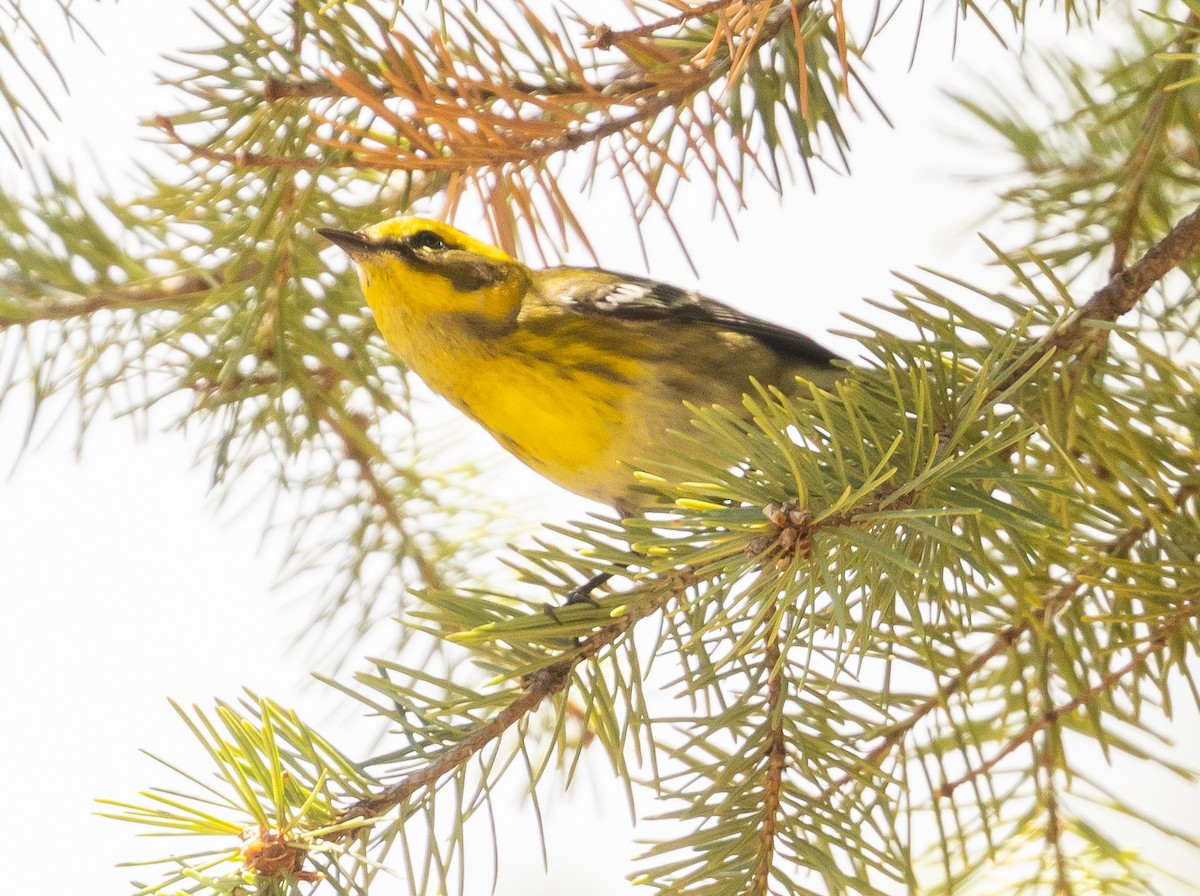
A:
[376, 232, 456, 258]
[370, 231, 501, 292]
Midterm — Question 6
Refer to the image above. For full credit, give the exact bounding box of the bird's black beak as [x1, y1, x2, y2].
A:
[317, 227, 377, 255]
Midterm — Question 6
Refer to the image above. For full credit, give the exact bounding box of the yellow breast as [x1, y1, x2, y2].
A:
[353, 250, 802, 509]
[408, 323, 662, 505]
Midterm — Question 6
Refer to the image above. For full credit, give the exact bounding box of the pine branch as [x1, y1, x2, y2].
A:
[262, 0, 730, 108]
[154, 114, 328, 171]
[819, 480, 1198, 804]
[314, 399, 447, 593]
[1107, 10, 1200, 277]
[0, 1, 100, 160]
[1041, 759, 1070, 893]
[816, 624, 1024, 804]
[317, 1, 816, 168]
[9, 4, 1193, 892]
[936, 594, 1200, 800]
[751, 615, 787, 896]
[587, 0, 740, 49]
[260, 71, 645, 101]
[0, 270, 216, 329]
[1072, 198, 1200, 327]
[150, 0, 860, 259]
[994, 197, 1200, 390]
[962, 8, 1200, 272]
[334, 572, 684, 827]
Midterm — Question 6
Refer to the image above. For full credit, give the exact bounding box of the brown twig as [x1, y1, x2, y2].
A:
[336, 578, 680, 824]
[154, 115, 326, 171]
[327, 2, 809, 171]
[815, 623, 1025, 803]
[257, 1, 817, 183]
[797, 195, 1200, 805]
[1108, 87, 1173, 280]
[1108, 10, 1200, 278]
[314, 400, 447, 593]
[261, 72, 641, 102]
[1068, 199, 1200, 333]
[935, 597, 1198, 799]
[587, 0, 738, 50]
[342, 674, 553, 820]
[815, 482, 1197, 804]
[0, 269, 231, 331]
[1033, 615, 1070, 892]
[752, 612, 787, 896]
[996, 198, 1200, 393]
[1043, 782, 1069, 894]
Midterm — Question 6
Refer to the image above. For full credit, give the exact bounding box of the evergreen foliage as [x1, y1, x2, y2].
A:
[2, 1, 1198, 895]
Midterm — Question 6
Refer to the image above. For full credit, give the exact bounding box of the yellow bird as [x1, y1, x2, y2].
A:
[319, 217, 842, 515]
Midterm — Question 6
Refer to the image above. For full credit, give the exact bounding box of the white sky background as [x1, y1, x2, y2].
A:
[0, 2, 1197, 894]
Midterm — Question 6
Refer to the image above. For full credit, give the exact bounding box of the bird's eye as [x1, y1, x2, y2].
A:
[409, 230, 449, 252]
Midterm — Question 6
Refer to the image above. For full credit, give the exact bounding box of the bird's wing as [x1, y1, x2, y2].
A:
[546, 270, 844, 367]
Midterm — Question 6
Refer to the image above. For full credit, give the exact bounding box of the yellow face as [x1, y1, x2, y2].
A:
[358, 217, 515, 266]
[330, 218, 530, 339]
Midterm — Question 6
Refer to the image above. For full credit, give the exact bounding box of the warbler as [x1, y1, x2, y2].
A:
[318, 217, 843, 513]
